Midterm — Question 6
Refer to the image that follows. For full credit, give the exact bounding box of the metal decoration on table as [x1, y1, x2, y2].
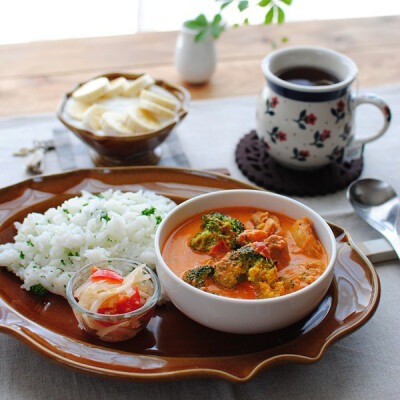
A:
[13, 139, 55, 175]
[347, 178, 400, 259]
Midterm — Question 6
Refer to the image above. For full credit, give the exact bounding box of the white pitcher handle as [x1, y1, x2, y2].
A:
[352, 94, 391, 146]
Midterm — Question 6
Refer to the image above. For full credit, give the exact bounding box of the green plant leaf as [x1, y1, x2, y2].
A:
[220, 1, 233, 9]
[185, 14, 208, 30]
[195, 29, 209, 42]
[243, 17, 249, 24]
[258, 0, 271, 6]
[184, 20, 200, 29]
[264, 7, 274, 24]
[279, 0, 292, 4]
[211, 14, 223, 38]
[277, 6, 285, 24]
[238, 0, 249, 12]
[211, 23, 223, 38]
[212, 13, 222, 25]
[196, 14, 208, 25]
[211, 25, 221, 38]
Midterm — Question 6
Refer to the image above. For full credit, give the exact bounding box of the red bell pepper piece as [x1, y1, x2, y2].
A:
[209, 240, 230, 256]
[116, 288, 141, 314]
[252, 242, 271, 258]
[90, 268, 124, 284]
[96, 289, 141, 326]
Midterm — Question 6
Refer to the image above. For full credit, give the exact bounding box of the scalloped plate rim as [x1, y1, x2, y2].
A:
[0, 166, 380, 382]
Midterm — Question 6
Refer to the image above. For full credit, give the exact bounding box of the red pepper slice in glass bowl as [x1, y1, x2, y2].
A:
[66, 259, 160, 342]
[90, 267, 124, 284]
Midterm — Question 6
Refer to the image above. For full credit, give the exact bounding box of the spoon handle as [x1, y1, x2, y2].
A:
[382, 230, 400, 260]
[357, 238, 397, 263]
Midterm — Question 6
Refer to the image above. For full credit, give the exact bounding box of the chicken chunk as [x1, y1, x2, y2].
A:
[264, 234, 291, 269]
[237, 229, 269, 246]
[237, 229, 290, 269]
[290, 217, 323, 258]
[250, 211, 282, 236]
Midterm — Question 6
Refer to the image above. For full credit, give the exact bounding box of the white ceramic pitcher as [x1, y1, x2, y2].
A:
[175, 26, 217, 84]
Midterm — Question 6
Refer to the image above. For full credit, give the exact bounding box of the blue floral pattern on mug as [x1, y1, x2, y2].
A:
[293, 110, 317, 130]
[265, 97, 279, 115]
[291, 148, 310, 162]
[339, 123, 351, 141]
[256, 69, 391, 169]
[267, 127, 287, 144]
[309, 129, 331, 148]
[331, 100, 346, 123]
[326, 145, 344, 161]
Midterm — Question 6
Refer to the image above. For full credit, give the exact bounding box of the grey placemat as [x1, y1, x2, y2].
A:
[0, 114, 189, 188]
[52, 127, 190, 171]
[0, 85, 400, 400]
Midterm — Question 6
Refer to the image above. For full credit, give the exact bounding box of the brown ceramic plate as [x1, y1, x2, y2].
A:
[0, 167, 380, 382]
[57, 73, 190, 166]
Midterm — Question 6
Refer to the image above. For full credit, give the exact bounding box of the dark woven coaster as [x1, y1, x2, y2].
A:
[235, 131, 363, 196]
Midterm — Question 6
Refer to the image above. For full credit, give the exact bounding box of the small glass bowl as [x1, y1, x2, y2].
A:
[66, 258, 160, 342]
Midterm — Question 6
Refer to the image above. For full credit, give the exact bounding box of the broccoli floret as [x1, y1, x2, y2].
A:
[190, 212, 244, 253]
[277, 276, 295, 289]
[235, 245, 276, 273]
[30, 284, 48, 296]
[201, 212, 244, 233]
[235, 245, 264, 263]
[183, 265, 215, 288]
[213, 245, 276, 289]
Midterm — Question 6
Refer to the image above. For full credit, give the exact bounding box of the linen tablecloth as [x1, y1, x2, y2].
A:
[0, 83, 399, 400]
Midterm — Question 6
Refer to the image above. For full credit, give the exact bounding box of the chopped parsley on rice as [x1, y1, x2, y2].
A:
[0, 190, 175, 297]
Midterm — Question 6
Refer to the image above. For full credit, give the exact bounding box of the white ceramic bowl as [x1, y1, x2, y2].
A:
[155, 189, 337, 334]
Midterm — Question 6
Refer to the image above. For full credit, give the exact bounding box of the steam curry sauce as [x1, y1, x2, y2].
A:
[162, 207, 328, 299]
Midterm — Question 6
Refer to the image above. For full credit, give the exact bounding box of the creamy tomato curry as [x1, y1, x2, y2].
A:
[162, 207, 328, 299]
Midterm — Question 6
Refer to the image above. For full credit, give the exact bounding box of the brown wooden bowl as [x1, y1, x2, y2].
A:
[57, 73, 190, 166]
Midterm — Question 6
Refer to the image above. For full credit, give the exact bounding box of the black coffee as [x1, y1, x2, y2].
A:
[277, 66, 340, 87]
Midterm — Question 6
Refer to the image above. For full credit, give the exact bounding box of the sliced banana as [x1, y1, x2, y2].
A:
[123, 74, 155, 97]
[125, 107, 161, 133]
[65, 99, 90, 121]
[100, 111, 133, 136]
[102, 77, 127, 98]
[82, 104, 108, 130]
[140, 89, 178, 111]
[73, 77, 110, 103]
[138, 99, 176, 121]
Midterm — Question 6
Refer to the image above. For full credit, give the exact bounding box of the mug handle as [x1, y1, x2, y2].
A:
[352, 94, 392, 146]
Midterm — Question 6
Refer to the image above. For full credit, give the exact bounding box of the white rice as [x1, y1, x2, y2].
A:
[0, 189, 175, 297]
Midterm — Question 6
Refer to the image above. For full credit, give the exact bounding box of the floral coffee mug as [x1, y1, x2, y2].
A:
[256, 46, 391, 170]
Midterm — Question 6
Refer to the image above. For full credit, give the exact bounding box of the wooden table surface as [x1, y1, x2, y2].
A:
[0, 16, 398, 118]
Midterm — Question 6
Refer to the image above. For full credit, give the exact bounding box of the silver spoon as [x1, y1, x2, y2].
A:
[347, 178, 400, 259]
